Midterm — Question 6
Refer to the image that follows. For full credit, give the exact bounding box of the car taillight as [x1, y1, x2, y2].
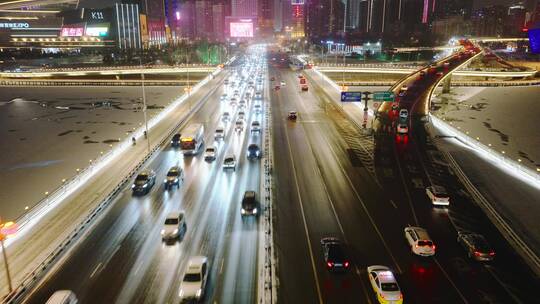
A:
[399, 293, 403, 299]
[489, 251, 496, 256]
[344, 261, 349, 268]
[431, 244, 436, 251]
[474, 251, 481, 257]
[327, 262, 333, 268]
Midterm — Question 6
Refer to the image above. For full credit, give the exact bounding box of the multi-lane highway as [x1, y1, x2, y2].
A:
[22, 48, 267, 304]
[14, 44, 540, 304]
[271, 57, 538, 303]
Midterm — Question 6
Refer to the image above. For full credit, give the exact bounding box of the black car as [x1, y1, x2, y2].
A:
[321, 237, 350, 272]
[164, 166, 184, 190]
[241, 191, 258, 216]
[132, 170, 156, 195]
[247, 144, 262, 159]
[171, 133, 181, 147]
[457, 232, 495, 262]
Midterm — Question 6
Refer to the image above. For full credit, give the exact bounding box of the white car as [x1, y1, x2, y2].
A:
[161, 212, 186, 241]
[221, 112, 230, 123]
[178, 256, 208, 302]
[254, 104, 262, 114]
[426, 185, 450, 206]
[396, 123, 408, 135]
[235, 120, 244, 132]
[214, 127, 224, 140]
[399, 109, 408, 120]
[220, 93, 227, 101]
[204, 146, 217, 161]
[404, 226, 436, 256]
[251, 121, 261, 133]
[223, 155, 237, 171]
[238, 111, 246, 120]
[367, 265, 403, 304]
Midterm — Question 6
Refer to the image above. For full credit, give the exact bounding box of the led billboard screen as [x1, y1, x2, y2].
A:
[85, 24, 109, 37]
[528, 28, 540, 54]
[230, 21, 253, 38]
[60, 27, 84, 37]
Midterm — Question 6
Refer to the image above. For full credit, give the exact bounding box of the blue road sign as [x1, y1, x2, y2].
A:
[341, 91, 363, 102]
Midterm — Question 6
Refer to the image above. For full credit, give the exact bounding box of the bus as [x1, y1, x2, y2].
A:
[180, 123, 204, 155]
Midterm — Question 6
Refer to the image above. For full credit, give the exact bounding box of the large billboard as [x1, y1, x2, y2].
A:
[230, 21, 253, 38]
[60, 26, 84, 37]
[85, 23, 109, 37]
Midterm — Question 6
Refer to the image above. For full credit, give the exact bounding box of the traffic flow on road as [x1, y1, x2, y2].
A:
[4, 42, 539, 304]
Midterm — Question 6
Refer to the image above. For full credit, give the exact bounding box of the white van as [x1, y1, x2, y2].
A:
[45, 290, 78, 304]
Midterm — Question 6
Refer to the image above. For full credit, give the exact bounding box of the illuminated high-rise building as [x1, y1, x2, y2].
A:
[232, 0, 258, 17]
[291, 0, 305, 38]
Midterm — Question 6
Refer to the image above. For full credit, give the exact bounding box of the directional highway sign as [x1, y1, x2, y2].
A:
[373, 91, 395, 102]
[341, 91, 363, 102]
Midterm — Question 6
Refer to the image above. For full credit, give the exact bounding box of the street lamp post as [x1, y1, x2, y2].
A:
[138, 51, 150, 153]
[0, 221, 17, 293]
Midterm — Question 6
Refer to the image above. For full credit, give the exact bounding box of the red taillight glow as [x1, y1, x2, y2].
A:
[327, 262, 333, 268]
[474, 251, 481, 257]
[489, 251, 496, 256]
[399, 293, 403, 299]
[432, 245, 436, 251]
[344, 261, 350, 268]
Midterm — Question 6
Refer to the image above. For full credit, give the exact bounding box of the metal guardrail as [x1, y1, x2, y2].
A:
[0, 79, 200, 87]
[4, 63, 214, 73]
[1, 68, 224, 304]
[258, 74, 277, 304]
[316, 63, 423, 69]
[430, 114, 540, 277]
[334, 80, 540, 87]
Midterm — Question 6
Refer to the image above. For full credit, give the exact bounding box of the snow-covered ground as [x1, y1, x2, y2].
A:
[0, 86, 185, 220]
[432, 86, 540, 171]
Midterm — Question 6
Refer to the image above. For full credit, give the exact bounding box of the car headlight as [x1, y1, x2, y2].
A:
[241, 208, 246, 214]
[196, 289, 202, 298]
[161, 229, 165, 235]
[256, 151, 260, 156]
[253, 208, 258, 214]
[179, 289, 184, 297]
[171, 140, 174, 143]
[164, 179, 168, 183]
[143, 184, 148, 188]
[173, 229, 178, 234]
[131, 184, 135, 189]
[174, 178, 179, 182]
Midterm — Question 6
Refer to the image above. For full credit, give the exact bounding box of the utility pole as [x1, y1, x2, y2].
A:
[362, 91, 371, 129]
[139, 52, 150, 153]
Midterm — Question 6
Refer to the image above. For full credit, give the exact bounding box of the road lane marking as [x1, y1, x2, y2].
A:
[433, 257, 468, 303]
[325, 142, 404, 274]
[354, 266, 373, 304]
[219, 258, 225, 275]
[283, 113, 324, 304]
[485, 265, 522, 303]
[393, 145, 420, 225]
[90, 262, 102, 278]
[297, 121, 374, 303]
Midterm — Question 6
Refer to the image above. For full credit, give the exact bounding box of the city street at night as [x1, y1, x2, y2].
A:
[1, 0, 540, 304]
